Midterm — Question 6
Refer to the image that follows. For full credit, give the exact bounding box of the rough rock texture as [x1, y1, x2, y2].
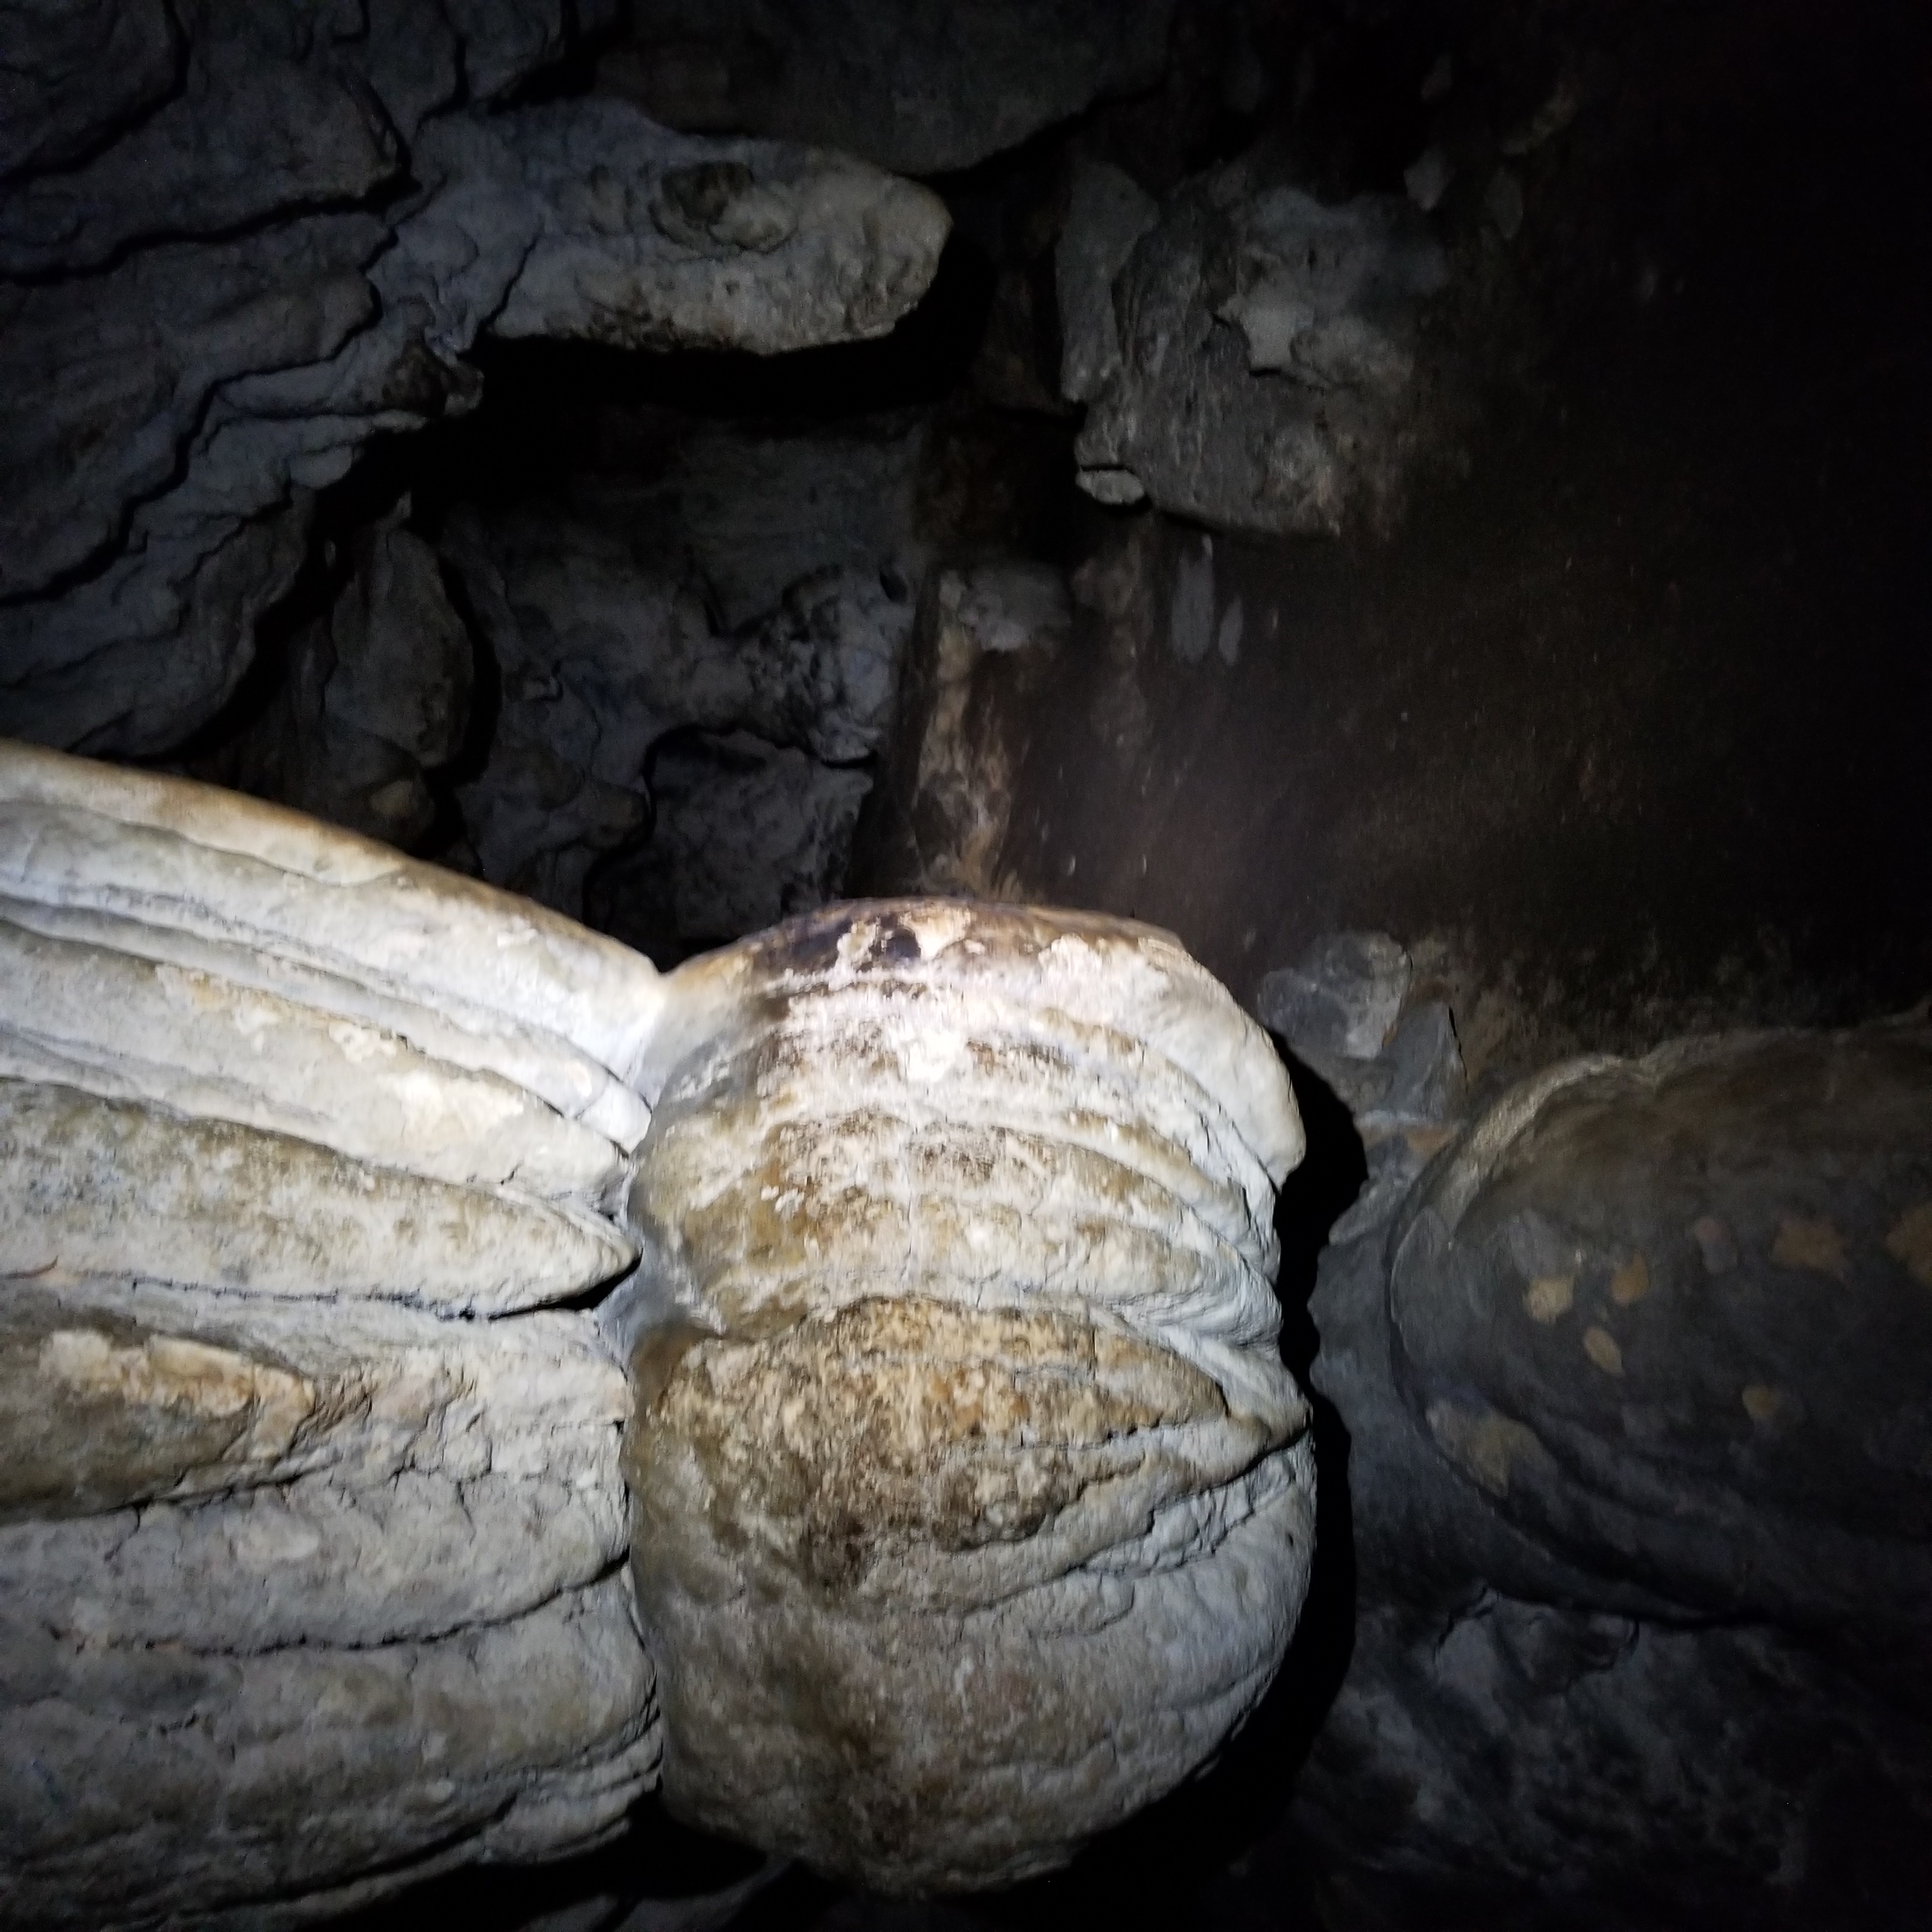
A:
[0, 744, 663, 1929]
[601, 0, 1177, 176]
[438, 430, 922, 937]
[1060, 155, 1449, 530]
[866, 561, 1072, 898]
[1296, 1007, 1932, 1927]
[619, 900, 1314, 1892]
[603, 732, 874, 950]
[0, 2, 947, 761]
[222, 510, 476, 849]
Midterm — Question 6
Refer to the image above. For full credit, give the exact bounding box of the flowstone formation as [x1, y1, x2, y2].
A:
[1262, 933, 1932, 1927]
[0, 743, 1313, 1928]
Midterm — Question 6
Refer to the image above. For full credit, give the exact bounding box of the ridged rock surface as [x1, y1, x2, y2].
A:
[0, 1, 947, 760]
[0, 744, 663, 1929]
[620, 900, 1314, 1892]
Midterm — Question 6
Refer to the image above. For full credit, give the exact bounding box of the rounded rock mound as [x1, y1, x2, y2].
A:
[620, 900, 1315, 1892]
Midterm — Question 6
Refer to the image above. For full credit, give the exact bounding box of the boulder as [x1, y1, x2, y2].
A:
[601, 0, 1177, 177]
[0, 3, 947, 760]
[1295, 1015, 1932, 1926]
[1061, 159, 1450, 532]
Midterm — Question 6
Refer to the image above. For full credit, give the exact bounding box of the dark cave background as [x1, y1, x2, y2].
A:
[3, 3, 1928, 1929]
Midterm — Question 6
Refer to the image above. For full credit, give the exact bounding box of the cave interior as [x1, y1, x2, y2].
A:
[1, 2, 1928, 1929]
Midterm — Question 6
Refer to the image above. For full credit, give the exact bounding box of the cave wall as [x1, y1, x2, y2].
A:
[2, 3, 1929, 1931]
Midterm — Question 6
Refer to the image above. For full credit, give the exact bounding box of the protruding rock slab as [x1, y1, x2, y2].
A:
[621, 900, 1313, 1892]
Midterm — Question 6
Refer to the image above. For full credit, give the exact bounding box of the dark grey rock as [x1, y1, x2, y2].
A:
[0, 4, 404, 278]
[601, 0, 1177, 176]
[441, 488, 916, 928]
[1258, 931, 1413, 1070]
[1360, 999, 1467, 1132]
[1057, 158, 1160, 406]
[606, 730, 871, 947]
[1066, 163, 1450, 533]
[388, 103, 949, 360]
[0, 0, 181, 181]
[0, 4, 946, 762]
[222, 515, 475, 849]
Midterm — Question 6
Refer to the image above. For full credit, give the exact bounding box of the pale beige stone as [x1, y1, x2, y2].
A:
[627, 900, 1314, 1892]
[0, 758, 1314, 1916]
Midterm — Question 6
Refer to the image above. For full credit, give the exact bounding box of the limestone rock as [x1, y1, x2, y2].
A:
[0, 0, 181, 180]
[867, 561, 1072, 898]
[1062, 162, 1450, 533]
[221, 512, 475, 850]
[620, 900, 1314, 1892]
[1057, 159, 1161, 406]
[0, 3, 947, 760]
[1, 749, 1316, 1920]
[440, 484, 917, 932]
[0, 742, 664, 1928]
[389, 103, 951, 359]
[601, 0, 1178, 176]
[1297, 1017, 1932, 1922]
[599, 732, 873, 951]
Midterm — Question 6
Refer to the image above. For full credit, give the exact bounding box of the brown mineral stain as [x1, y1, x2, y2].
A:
[1404, 1126, 1458, 1160]
[1742, 1383, 1788, 1425]
[40, 1328, 312, 1434]
[1523, 1273, 1575, 1324]
[1425, 1400, 1552, 1498]
[1583, 1326, 1625, 1376]
[1770, 1216, 1848, 1280]
[1609, 1254, 1651, 1305]
[1883, 1202, 1932, 1289]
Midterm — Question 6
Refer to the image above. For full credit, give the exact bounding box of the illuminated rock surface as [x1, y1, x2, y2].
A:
[0, 747, 1313, 1924]
[620, 900, 1312, 1891]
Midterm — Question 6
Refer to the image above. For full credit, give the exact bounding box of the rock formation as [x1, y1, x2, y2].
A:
[0, 1, 948, 763]
[1266, 935, 1932, 1925]
[600, 0, 1178, 176]
[620, 901, 1312, 1890]
[1059, 156, 1450, 530]
[0, 743, 1313, 1926]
